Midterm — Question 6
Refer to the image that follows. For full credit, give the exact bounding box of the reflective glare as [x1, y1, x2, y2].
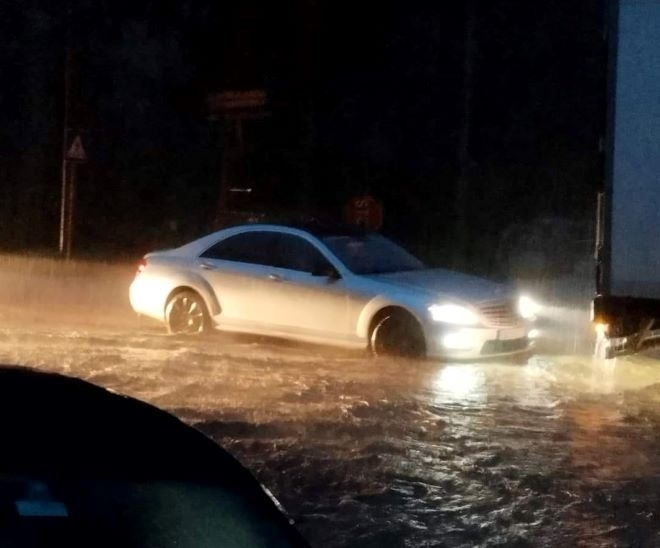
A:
[429, 303, 479, 325]
[518, 295, 540, 319]
[441, 330, 477, 350]
[432, 363, 485, 403]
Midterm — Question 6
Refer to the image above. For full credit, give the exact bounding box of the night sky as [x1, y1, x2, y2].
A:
[0, 0, 605, 272]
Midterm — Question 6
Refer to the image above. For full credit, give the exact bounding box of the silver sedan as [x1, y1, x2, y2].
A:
[129, 223, 537, 359]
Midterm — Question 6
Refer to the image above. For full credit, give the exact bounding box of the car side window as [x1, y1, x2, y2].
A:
[200, 232, 277, 266]
[274, 234, 332, 272]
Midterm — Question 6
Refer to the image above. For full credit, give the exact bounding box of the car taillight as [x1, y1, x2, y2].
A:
[135, 258, 147, 277]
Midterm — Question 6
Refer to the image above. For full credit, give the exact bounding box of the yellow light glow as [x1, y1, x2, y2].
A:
[594, 322, 609, 336]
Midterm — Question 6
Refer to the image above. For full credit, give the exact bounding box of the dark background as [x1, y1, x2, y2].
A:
[0, 0, 605, 274]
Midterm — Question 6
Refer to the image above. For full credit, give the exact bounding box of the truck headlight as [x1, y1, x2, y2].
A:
[428, 304, 479, 325]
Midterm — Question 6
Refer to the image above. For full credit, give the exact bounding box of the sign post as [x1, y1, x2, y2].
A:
[59, 135, 87, 259]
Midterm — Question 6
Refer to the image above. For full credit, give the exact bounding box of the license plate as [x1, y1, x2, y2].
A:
[498, 326, 527, 340]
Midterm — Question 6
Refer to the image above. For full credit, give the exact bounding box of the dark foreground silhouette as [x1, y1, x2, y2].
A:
[0, 364, 309, 548]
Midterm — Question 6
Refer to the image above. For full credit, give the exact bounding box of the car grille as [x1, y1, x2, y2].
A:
[478, 301, 521, 328]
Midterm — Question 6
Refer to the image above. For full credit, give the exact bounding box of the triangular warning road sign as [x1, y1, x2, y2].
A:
[66, 135, 87, 161]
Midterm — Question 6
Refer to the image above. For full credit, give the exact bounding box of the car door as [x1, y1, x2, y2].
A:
[252, 232, 351, 342]
[197, 231, 277, 330]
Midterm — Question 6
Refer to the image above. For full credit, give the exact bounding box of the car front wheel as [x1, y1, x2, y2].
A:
[370, 311, 425, 358]
[165, 290, 210, 334]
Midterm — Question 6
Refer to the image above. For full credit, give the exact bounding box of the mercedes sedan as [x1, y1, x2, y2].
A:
[129, 223, 537, 359]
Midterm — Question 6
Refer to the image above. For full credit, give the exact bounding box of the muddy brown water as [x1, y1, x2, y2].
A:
[1, 254, 660, 547]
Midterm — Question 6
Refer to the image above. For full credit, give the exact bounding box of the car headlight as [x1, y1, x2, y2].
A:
[518, 295, 540, 319]
[428, 304, 479, 325]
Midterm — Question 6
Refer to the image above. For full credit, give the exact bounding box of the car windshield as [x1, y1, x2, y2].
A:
[322, 234, 425, 275]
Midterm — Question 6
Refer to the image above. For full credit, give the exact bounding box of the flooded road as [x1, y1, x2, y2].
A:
[1, 255, 660, 546]
[1, 323, 660, 547]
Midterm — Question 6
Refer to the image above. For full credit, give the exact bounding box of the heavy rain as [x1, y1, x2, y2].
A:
[2, 255, 660, 547]
[4, 0, 660, 546]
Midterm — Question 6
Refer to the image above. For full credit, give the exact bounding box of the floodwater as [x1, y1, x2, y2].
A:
[1, 255, 660, 547]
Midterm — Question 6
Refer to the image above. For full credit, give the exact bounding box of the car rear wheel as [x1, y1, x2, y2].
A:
[165, 290, 210, 334]
[370, 311, 425, 358]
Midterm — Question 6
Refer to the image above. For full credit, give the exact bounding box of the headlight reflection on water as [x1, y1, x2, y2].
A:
[432, 364, 486, 404]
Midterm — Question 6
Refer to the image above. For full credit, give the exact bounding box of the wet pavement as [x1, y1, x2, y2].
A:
[1, 322, 660, 547]
[1, 255, 660, 547]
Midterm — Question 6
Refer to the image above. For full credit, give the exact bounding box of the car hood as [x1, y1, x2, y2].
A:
[364, 268, 514, 304]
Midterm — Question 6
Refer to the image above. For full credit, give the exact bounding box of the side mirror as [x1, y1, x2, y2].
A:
[311, 264, 341, 280]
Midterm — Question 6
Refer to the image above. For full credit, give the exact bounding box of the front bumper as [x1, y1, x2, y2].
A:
[425, 323, 532, 360]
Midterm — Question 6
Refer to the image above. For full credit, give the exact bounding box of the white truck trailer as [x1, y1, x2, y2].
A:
[593, 0, 660, 357]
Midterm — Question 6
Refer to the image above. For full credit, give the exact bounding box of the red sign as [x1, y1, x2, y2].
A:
[344, 195, 383, 230]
